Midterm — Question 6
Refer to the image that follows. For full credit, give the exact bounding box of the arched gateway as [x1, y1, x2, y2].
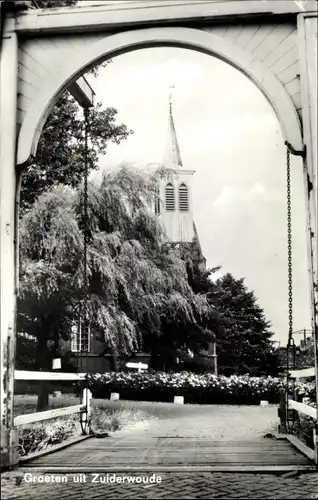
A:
[1, 0, 317, 468]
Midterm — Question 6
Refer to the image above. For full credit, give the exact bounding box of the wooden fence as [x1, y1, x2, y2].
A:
[14, 370, 92, 433]
[284, 367, 318, 464]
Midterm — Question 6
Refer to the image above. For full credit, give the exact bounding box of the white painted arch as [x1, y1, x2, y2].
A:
[17, 26, 304, 167]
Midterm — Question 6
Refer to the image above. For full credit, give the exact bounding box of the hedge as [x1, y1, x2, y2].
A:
[15, 371, 316, 406]
[83, 372, 285, 405]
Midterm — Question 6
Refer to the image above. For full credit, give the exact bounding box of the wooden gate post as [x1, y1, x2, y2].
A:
[279, 388, 287, 434]
[80, 388, 92, 435]
[298, 12, 318, 416]
[0, 13, 19, 469]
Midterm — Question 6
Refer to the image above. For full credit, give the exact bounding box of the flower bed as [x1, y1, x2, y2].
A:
[82, 372, 286, 405]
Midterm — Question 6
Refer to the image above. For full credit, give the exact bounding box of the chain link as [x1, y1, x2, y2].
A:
[286, 146, 295, 430]
[82, 107, 90, 354]
[287, 147, 293, 341]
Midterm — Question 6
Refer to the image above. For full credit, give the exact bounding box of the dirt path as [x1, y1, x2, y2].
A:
[105, 402, 279, 440]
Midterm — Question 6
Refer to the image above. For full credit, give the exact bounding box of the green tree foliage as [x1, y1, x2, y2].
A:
[20, 95, 132, 211]
[177, 241, 278, 376]
[18, 166, 211, 378]
[32, 1, 77, 8]
[211, 273, 278, 376]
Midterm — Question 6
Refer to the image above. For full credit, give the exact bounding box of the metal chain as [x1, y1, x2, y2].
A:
[285, 146, 296, 431]
[287, 147, 293, 343]
[83, 107, 90, 355]
[77, 107, 91, 436]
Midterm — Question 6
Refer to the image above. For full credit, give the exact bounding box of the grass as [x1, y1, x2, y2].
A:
[15, 395, 151, 458]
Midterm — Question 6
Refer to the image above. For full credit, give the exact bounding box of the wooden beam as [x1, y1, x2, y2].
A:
[289, 399, 317, 420]
[15, 1, 318, 35]
[17, 465, 318, 473]
[297, 15, 318, 424]
[286, 435, 315, 462]
[14, 370, 86, 381]
[69, 76, 95, 108]
[0, 13, 20, 469]
[14, 404, 85, 426]
[289, 367, 315, 378]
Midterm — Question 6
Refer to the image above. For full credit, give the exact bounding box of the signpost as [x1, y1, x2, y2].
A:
[126, 362, 148, 373]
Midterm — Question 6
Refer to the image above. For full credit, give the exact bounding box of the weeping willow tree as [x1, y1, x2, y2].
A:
[18, 165, 213, 393]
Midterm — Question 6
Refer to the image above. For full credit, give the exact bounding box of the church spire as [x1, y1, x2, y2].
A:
[163, 85, 183, 170]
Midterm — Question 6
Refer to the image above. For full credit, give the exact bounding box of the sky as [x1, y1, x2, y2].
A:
[85, 46, 312, 345]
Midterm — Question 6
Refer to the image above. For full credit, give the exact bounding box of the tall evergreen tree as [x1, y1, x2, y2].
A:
[212, 273, 278, 375]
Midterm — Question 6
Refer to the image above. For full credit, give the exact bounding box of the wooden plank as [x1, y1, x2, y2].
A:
[257, 24, 294, 62]
[270, 47, 299, 76]
[15, 1, 318, 35]
[17, 78, 40, 100]
[20, 465, 317, 472]
[21, 36, 62, 68]
[289, 367, 315, 378]
[18, 62, 43, 90]
[289, 399, 317, 419]
[69, 77, 95, 108]
[264, 29, 297, 67]
[26, 455, 311, 466]
[14, 404, 85, 426]
[15, 370, 87, 381]
[24, 437, 312, 469]
[236, 24, 260, 49]
[207, 26, 228, 38]
[245, 23, 276, 54]
[286, 435, 315, 461]
[224, 25, 244, 44]
[285, 77, 300, 96]
[277, 61, 300, 85]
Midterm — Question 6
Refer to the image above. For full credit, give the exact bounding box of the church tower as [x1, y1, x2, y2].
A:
[155, 88, 195, 243]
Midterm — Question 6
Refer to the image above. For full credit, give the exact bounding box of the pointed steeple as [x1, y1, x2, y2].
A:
[163, 86, 183, 170]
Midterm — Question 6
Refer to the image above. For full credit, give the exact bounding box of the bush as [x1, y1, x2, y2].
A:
[80, 372, 286, 405]
[90, 403, 150, 434]
[294, 380, 316, 402]
[18, 416, 78, 456]
[18, 404, 150, 457]
[293, 415, 316, 450]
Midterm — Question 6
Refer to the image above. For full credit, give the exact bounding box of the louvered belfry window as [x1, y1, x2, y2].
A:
[179, 183, 189, 212]
[165, 183, 175, 211]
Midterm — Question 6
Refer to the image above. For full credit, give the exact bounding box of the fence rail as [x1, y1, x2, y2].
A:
[14, 405, 85, 426]
[14, 371, 91, 434]
[288, 399, 317, 420]
[289, 367, 315, 378]
[15, 370, 86, 381]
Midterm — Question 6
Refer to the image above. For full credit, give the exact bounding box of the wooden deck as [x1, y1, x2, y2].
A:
[20, 436, 315, 472]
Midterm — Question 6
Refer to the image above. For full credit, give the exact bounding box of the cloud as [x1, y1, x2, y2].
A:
[213, 183, 283, 207]
[247, 183, 266, 199]
[213, 186, 241, 206]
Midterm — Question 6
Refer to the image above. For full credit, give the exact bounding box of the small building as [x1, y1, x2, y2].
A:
[276, 329, 314, 372]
